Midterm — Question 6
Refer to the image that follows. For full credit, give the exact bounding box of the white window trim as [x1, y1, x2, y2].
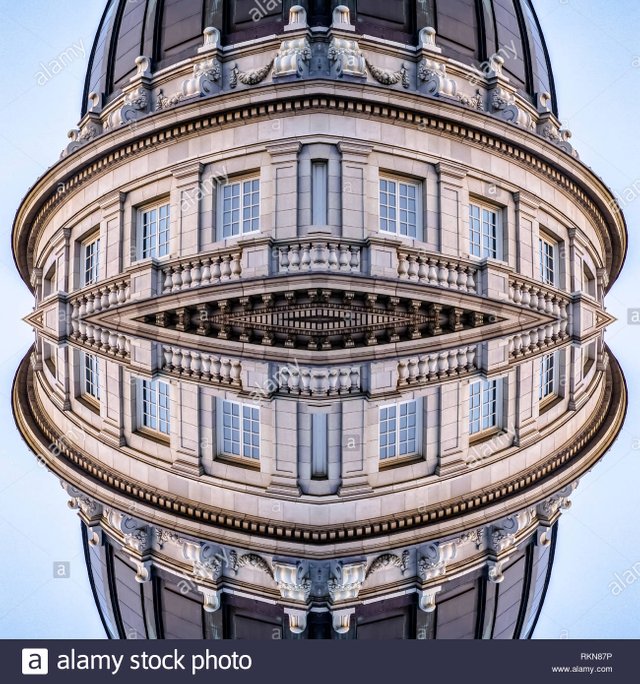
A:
[217, 176, 261, 241]
[82, 235, 101, 287]
[136, 377, 171, 436]
[469, 201, 503, 261]
[136, 201, 171, 261]
[217, 398, 261, 460]
[311, 160, 329, 226]
[378, 176, 423, 239]
[539, 352, 559, 402]
[378, 399, 423, 461]
[81, 352, 101, 402]
[469, 378, 503, 437]
[539, 234, 558, 287]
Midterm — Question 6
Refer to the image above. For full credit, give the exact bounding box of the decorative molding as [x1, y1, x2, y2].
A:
[230, 60, 274, 88]
[328, 37, 366, 78]
[366, 551, 410, 578]
[418, 541, 460, 581]
[182, 541, 224, 582]
[328, 561, 367, 603]
[418, 58, 457, 97]
[273, 37, 311, 79]
[366, 59, 409, 88]
[230, 551, 274, 579]
[273, 562, 311, 602]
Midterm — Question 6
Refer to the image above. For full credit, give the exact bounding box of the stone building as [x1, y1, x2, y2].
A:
[12, 0, 627, 639]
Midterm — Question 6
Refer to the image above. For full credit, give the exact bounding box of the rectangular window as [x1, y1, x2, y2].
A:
[138, 203, 170, 260]
[83, 353, 100, 401]
[379, 400, 420, 460]
[139, 378, 170, 435]
[539, 236, 557, 286]
[469, 203, 500, 259]
[379, 178, 420, 238]
[469, 379, 500, 436]
[312, 161, 329, 226]
[311, 413, 329, 479]
[220, 400, 260, 460]
[539, 353, 557, 401]
[83, 237, 100, 286]
[220, 178, 260, 238]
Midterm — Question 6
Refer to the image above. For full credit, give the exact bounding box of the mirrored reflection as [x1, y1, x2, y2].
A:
[13, 295, 625, 638]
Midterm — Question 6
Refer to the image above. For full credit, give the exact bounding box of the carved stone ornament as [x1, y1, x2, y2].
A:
[230, 60, 275, 88]
[273, 561, 311, 602]
[105, 85, 150, 130]
[418, 541, 460, 581]
[418, 586, 442, 613]
[230, 552, 274, 579]
[490, 86, 535, 130]
[366, 551, 410, 578]
[328, 36, 366, 78]
[489, 509, 535, 555]
[328, 561, 367, 603]
[284, 608, 308, 635]
[487, 558, 509, 584]
[418, 58, 457, 97]
[130, 558, 152, 584]
[538, 482, 578, 519]
[273, 36, 312, 78]
[458, 89, 485, 111]
[197, 587, 221, 613]
[366, 59, 409, 88]
[182, 540, 224, 582]
[153, 526, 179, 549]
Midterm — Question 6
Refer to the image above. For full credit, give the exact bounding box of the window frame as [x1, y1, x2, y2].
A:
[539, 234, 558, 287]
[379, 176, 422, 239]
[136, 377, 171, 436]
[81, 352, 101, 403]
[217, 175, 261, 240]
[378, 399, 423, 462]
[469, 201, 503, 261]
[539, 352, 559, 403]
[469, 378, 502, 438]
[136, 201, 171, 261]
[81, 234, 101, 287]
[217, 398, 261, 461]
[311, 160, 329, 226]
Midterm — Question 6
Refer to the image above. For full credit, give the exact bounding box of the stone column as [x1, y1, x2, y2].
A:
[101, 191, 126, 277]
[266, 141, 301, 240]
[101, 360, 126, 447]
[267, 397, 300, 495]
[515, 191, 539, 281]
[171, 381, 203, 476]
[436, 381, 468, 475]
[436, 162, 468, 258]
[171, 161, 204, 258]
[338, 141, 373, 240]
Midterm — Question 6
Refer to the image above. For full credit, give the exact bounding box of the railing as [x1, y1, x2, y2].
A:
[161, 346, 242, 386]
[396, 250, 478, 294]
[509, 278, 569, 318]
[161, 251, 242, 294]
[70, 278, 131, 320]
[397, 346, 478, 386]
[277, 365, 362, 396]
[70, 323, 130, 358]
[276, 242, 362, 274]
[508, 321, 569, 358]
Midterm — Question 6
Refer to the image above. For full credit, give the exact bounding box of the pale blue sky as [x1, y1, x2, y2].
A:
[0, 0, 638, 638]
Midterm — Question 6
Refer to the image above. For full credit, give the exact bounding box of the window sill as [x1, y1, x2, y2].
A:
[135, 427, 171, 445]
[214, 454, 261, 471]
[539, 394, 562, 414]
[378, 454, 423, 471]
[77, 394, 101, 414]
[469, 427, 502, 447]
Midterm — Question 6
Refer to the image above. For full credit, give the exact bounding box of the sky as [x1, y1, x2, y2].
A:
[0, 0, 638, 639]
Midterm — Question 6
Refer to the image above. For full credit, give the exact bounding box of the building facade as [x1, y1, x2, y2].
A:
[12, 0, 627, 639]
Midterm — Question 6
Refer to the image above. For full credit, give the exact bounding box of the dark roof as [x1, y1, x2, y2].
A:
[82, 0, 558, 115]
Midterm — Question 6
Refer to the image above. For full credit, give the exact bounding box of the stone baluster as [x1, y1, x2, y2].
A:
[190, 261, 202, 288]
